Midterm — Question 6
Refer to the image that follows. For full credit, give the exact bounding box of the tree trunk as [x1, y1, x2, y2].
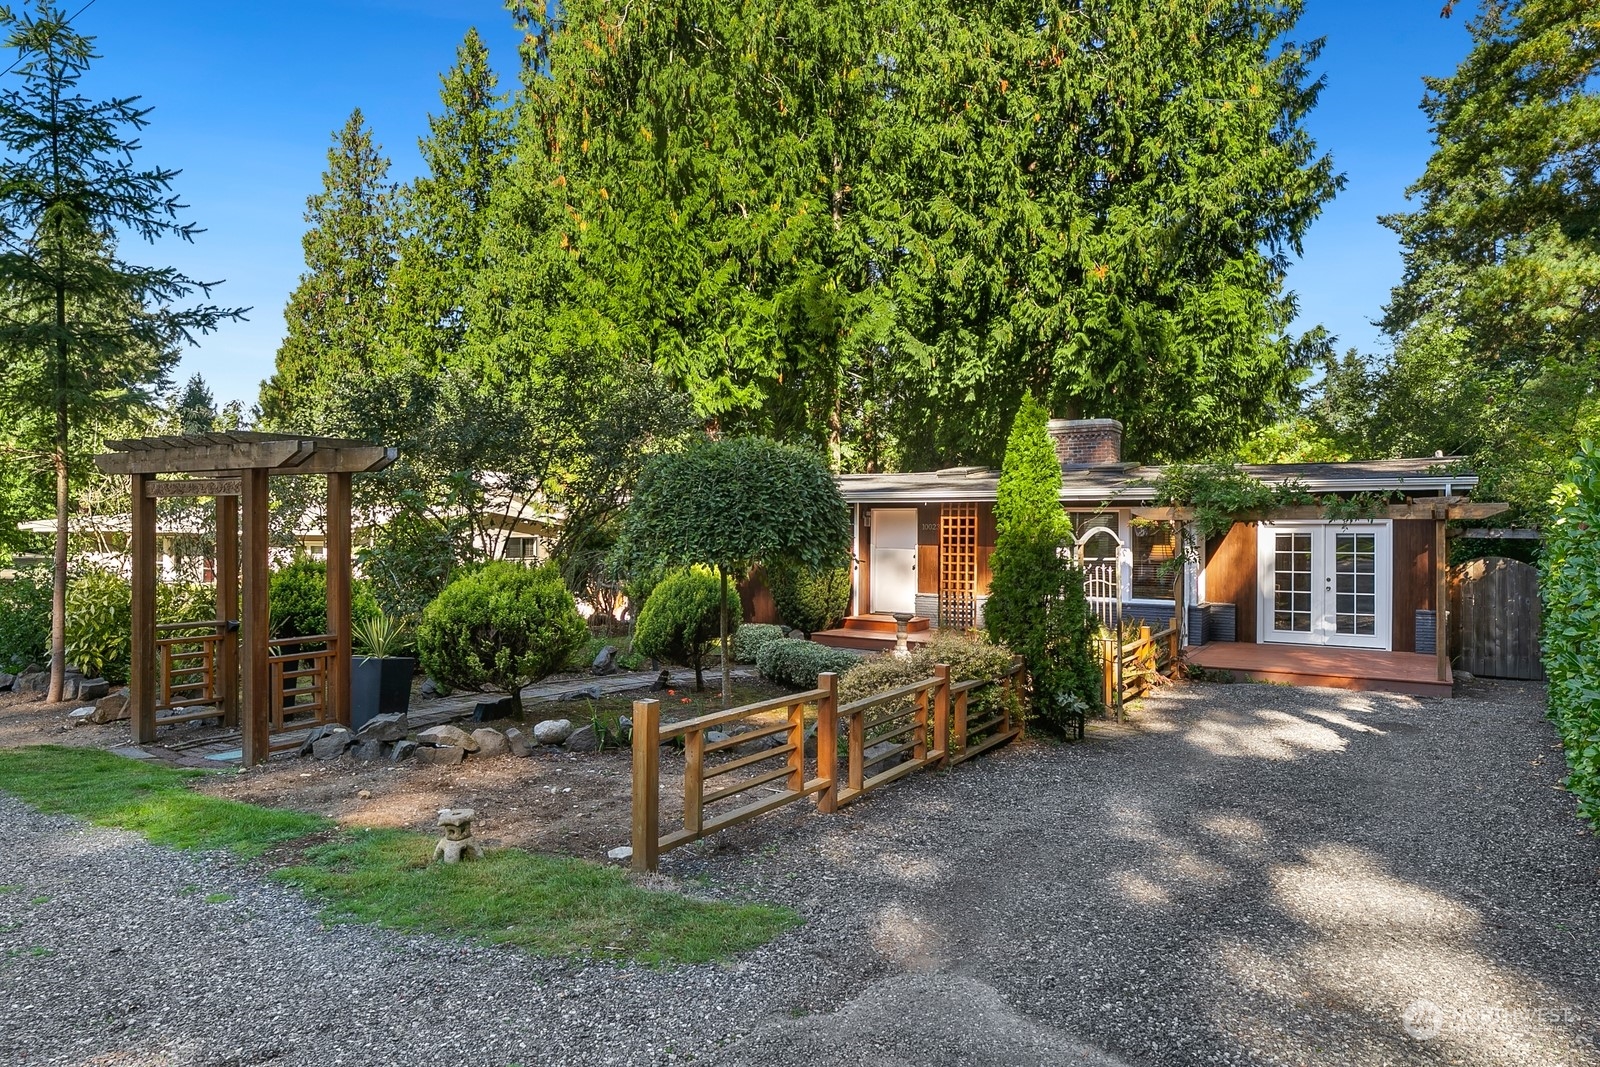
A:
[47, 286, 69, 704]
[719, 565, 731, 702]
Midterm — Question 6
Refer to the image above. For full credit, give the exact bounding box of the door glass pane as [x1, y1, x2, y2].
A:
[1333, 533, 1377, 635]
[1273, 532, 1313, 632]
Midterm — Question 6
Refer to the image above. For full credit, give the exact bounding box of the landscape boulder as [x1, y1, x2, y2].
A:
[66, 706, 95, 727]
[312, 727, 355, 760]
[417, 724, 479, 752]
[564, 724, 600, 753]
[590, 645, 620, 676]
[76, 678, 110, 702]
[390, 740, 418, 762]
[532, 718, 573, 746]
[17, 670, 47, 695]
[0, 673, 14, 692]
[504, 727, 534, 758]
[416, 744, 465, 766]
[299, 722, 344, 757]
[355, 713, 408, 743]
[89, 689, 130, 724]
[351, 739, 387, 762]
[471, 728, 509, 758]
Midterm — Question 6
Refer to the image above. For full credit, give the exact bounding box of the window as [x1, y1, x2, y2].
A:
[504, 536, 542, 563]
[1130, 522, 1177, 601]
[1068, 511, 1178, 603]
[1071, 512, 1118, 564]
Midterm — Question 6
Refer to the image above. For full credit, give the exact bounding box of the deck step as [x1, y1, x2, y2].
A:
[839, 614, 931, 634]
[811, 628, 936, 652]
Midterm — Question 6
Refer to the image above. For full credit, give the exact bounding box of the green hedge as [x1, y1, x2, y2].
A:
[733, 623, 786, 664]
[755, 638, 861, 690]
[0, 568, 52, 673]
[1542, 443, 1600, 827]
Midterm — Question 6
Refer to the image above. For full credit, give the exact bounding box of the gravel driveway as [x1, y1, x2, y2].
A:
[2, 678, 1596, 1066]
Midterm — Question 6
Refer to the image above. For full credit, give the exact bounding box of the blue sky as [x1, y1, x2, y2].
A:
[43, 1, 1479, 409]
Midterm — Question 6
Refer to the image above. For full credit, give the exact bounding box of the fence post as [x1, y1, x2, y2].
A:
[631, 698, 660, 873]
[1101, 635, 1116, 714]
[848, 688, 865, 796]
[1168, 615, 1179, 675]
[932, 663, 951, 767]
[815, 672, 839, 813]
[786, 699, 806, 793]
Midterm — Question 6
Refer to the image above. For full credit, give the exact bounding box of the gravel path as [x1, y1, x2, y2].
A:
[3, 678, 1597, 1066]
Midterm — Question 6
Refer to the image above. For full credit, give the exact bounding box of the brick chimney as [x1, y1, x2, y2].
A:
[1047, 418, 1123, 468]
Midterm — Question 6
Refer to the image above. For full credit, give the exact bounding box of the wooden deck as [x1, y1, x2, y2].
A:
[812, 614, 934, 652]
[1185, 642, 1453, 698]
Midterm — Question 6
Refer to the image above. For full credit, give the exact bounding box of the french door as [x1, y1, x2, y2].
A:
[1257, 523, 1391, 650]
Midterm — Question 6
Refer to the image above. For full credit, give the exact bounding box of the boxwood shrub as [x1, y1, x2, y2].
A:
[1542, 444, 1600, 827]
[755, 638, 861, 690]
[733, 623, 786, 664]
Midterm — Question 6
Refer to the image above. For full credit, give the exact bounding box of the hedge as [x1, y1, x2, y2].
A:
[755, 639, 861, 690]
[1542, 443, 1600, 827]
[732, 623, 786, 664]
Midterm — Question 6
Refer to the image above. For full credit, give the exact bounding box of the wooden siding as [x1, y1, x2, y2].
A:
[976, 503, 997, 595]
[739, 565, 780, 626]
[917, 504, 940, 594]
[1391, 519, 1433, 654]
[1204, 523, 1257, 644]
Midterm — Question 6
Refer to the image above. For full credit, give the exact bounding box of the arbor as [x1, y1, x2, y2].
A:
[0, 5, 243, 701]
[386, 28, 511, 374]
[622, 436, 850, 698]
[984, 394, 1099, 732]
[259, 109, 395, 426]
[1370, 0, 1598, 517]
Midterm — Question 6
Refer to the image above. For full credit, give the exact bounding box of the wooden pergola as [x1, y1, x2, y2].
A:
[94, 433, 397, 766]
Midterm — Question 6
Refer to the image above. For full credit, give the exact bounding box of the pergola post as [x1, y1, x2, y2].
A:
[1436, 517, 1449, 683]
[129, 472, 157, 744]
[216, 494, 240, 728]
[241, 467, 271, 766]
[326, 471, 353, 727]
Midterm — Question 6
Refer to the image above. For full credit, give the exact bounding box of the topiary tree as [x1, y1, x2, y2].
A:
[984, 393, 1100, 733]
[416, 560, 587, 717]
[622, 435, 850, 699]
[767, 558, 851, 637]
[633, 567, 741, 691]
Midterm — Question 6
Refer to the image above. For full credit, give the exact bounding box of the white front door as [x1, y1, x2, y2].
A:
[870, 508, 918, 615]
[1258, 522, 1391, 650]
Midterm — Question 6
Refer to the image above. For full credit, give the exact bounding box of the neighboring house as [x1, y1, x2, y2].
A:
[804, 419, 1502, 697]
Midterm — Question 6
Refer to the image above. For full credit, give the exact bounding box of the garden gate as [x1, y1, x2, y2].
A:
[1450, 556, 1544, 680]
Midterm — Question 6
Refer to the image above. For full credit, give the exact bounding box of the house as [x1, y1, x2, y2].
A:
[806, 419, 1505, 697]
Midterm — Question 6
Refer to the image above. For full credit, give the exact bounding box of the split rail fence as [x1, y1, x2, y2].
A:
[631, 659, 1025, 872]
[1099, 618, 1180, 715]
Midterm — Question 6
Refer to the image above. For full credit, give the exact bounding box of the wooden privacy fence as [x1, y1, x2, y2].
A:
[1450, 557, 1545, 681]
[1100, 619, 1180, 716]
[631, 659, 1026, 872]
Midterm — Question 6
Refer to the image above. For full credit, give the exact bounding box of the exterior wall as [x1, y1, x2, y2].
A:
[1391, 519, 1435, 654]
[1204, 522, 1259, 644]
[739, 564, 781, 626]
[917, 505, 940, 594]
[976, 503, 996, 595]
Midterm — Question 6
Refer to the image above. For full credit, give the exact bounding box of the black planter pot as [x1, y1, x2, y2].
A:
[351, 655, 415, 729]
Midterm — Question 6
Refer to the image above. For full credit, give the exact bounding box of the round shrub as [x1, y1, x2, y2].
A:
[269, 559, 327, 638]
[634, 567, 742, 691]
[417, 561, 587, 716]
[766, 559, 851, 637]
[838, 631, 1020, 722]
[733, 623, 786, 664]
[755, 638, 862, 690]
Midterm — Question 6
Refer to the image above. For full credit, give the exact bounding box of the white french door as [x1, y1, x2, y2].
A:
[869, 509, 918, 615]
[1257, 522, 1391, 650]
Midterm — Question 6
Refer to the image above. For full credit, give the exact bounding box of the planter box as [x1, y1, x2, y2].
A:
[1204, 602, 1237, 643]
[351, 655, 415, 730]
[1414, 610, 1437, 656]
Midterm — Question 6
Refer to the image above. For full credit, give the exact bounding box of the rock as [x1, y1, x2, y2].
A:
[606, 845, 633, 863]
[67, 706, 95, 727]
[17, 670, 48, 694]
[0, 673, 14, 691]
[312, 728, 355, 760]
[504, 727, 534, 758]
[390, 740, 418, 762]
[298, 722, 342, 757]
[564, 723, 600, 753]
[1455, 670, 1476, 683]
[420, 678, 439, 697]
[618, 715, 631, 731]
[89, 690, 130, 724]
[357, 789, 371, 799]
[471, 728, 508, 757]
[706, 729, 733, 745]
[651, 669, 671, 691]
[472, 696, 515, 722]
[563, 684, 603, 702]
[415, 744, 465, 766]
[590, 645, 620, 676]
[351, 740, 387, 762]
[417, 724, 479, 752]
[355, 713, 408, 743]
[76, 678, 110, 701]
[532, 718, 574, 746]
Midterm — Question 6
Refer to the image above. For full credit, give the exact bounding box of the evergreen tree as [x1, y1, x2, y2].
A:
[0, 5, 244, 701]
[387, 28, 511, 373]
[984, 393, 1099, 733]
[1369, 0, 1598, 517]
[259, 109, 395, 427]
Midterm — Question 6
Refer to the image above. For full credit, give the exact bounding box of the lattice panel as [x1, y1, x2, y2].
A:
[940, 503, 980, 630]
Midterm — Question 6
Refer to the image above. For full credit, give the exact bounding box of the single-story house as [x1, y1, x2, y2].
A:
[795, 419, 1505, 697]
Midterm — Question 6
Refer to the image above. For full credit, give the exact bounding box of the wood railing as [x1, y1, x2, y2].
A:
[631, 659, 1027, 871]
[267, 634, 338, 737]
[1101, 618, 1180, 712]
[155, 620, 226, 725]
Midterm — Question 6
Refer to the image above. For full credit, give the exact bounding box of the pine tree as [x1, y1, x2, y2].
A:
[984, 393, 1099, 733]
[387, 28, 511, 373]
[0, 5, 244, 701]
[259, 109, 395, 427]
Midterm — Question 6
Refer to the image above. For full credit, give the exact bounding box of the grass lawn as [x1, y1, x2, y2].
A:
[0, 746, 797, 964]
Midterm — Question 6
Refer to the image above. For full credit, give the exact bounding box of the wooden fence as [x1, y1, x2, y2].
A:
[1099, 619, 1180, 715]
[631, 660, 1026, 872]
[1450, 557, 1545, 680]
[267, 634, 339, 745]
[154, 620, 226, 726]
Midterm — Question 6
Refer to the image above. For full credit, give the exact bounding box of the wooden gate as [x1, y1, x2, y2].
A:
[1450, 556, 1544, 680]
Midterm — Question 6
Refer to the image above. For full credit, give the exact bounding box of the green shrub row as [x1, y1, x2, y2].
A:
[1542, 444, 1600, 827]
[837, 631, 1017, 706]
[733, 623, 786, 664]
[755, 638, 861, 690]
[0, 568, 52, 673]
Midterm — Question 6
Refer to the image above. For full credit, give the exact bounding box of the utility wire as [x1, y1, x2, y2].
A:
[0, 0, 103, 80]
